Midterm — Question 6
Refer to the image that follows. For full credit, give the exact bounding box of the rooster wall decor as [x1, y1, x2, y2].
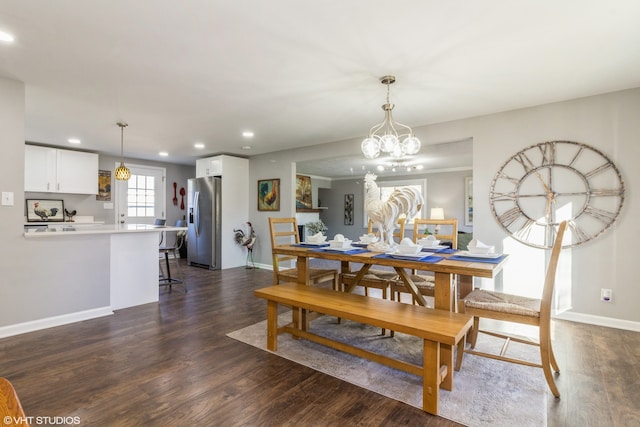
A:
[364, 173, 424, 251]
[233, 221, 257, 269]
[33, 202, 60, 221]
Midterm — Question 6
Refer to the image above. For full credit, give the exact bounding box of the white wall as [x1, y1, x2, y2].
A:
[0, 77, 111, 331]
[250, 87, 640, 329]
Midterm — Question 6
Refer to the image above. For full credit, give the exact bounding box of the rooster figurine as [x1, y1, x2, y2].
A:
[233, 221, 257, 269]
[33, 202, 60, 221]
[364, 173, 424, 250]
[64, 208, 77, 222]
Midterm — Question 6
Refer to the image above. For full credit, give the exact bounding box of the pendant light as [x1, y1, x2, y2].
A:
[114, 122, 131, 181]
[361, 75, 421, 159]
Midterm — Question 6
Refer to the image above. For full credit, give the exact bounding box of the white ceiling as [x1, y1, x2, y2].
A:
[1, 1, 639, 172]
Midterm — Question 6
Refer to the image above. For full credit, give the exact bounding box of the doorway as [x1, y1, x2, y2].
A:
[114, 163, 166, 225]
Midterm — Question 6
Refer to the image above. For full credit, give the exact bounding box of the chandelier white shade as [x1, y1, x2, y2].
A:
[361, 75, 421, 159]
[114, 122, 131, 181]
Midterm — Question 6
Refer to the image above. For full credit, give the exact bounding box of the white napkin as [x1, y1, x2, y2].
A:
[399, 237, 417, 247]
[333, 234, 345, 242]
[468, 239, 490, 248]
[468, 239, 495, 253]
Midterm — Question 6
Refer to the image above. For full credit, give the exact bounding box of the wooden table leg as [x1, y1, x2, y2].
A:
[434, 272, 452, 311]
[394, 268, 428, 307]
[458, 274, 473, 299]
[266, 300, 278, 351]
[345, 263, 373, 293]
[297, 256, 309, 285]
[423, 339, 440, 415]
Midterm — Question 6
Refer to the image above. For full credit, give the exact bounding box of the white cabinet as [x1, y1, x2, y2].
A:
[25, 145, 99, 194]
[196, 156, 223, 177]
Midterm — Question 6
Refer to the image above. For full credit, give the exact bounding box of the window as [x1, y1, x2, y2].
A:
[127, 174, 156, 217]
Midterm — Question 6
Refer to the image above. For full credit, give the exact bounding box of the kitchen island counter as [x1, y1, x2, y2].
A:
[24, 223, 186, 237]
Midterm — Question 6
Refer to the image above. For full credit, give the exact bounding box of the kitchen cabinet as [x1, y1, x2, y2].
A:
[25, 145, 99, 194]
[195, 156, 223, 177]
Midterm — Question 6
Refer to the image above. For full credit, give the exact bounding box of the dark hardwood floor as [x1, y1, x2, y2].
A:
[1, 261, 638, 426]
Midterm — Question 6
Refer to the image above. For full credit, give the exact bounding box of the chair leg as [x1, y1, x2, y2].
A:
[540, 343, 561, 397]
[539, 325, 561, 397]
[468, 317, 480, 349]
[549, 340, 560, 373]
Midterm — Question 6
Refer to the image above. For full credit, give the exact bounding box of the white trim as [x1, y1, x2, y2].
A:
[254, 262, 273, 271]
[554, 311, 640, 332]
[0, 307, 114, 339]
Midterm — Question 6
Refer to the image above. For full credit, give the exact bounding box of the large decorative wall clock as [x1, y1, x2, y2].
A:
[489, 140, 624, 249]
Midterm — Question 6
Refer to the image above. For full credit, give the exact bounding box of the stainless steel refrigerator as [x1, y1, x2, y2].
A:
[187, 176, 222, 270]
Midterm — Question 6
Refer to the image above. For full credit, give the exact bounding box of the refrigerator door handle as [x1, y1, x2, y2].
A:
[194, 191, 200, 237]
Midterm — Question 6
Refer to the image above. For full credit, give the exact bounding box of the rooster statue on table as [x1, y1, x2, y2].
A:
[364, 173, 424, 252]
[233, 221, 257, 269]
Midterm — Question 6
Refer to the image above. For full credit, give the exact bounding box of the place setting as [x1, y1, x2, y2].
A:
[373, 238, 445, 263]
[311, 234, 369, 254]
[448, 239, 508, 263]
[292, 232, 330, 247]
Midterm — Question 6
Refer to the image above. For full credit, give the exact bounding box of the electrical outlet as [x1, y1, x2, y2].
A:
[601, 288, 612, 302]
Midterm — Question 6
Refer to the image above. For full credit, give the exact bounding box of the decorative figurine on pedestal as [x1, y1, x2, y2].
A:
[233, 221, 257, 269]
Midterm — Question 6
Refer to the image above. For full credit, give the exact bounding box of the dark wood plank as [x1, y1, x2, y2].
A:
[1, 261, 637, 426]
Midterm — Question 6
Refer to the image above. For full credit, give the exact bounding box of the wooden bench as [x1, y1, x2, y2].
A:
[254, 283, 473, 415]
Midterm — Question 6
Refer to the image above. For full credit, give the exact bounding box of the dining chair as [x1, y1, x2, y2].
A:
[390, 218, 459, 306]
[0, 377, 28, 426]
[268, 217, 339, 289]
[340, 218, 406, 335]
[455, 220, 568, 398]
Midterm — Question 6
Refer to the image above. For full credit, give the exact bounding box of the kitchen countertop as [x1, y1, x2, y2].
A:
[23, 223, 187, 238]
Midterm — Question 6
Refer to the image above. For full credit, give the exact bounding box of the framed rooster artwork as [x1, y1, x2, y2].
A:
[257, 178, 280, 211]
[26, 199, 65, 222]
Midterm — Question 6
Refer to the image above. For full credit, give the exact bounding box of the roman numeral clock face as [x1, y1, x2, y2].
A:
[490, 141, 624, 248]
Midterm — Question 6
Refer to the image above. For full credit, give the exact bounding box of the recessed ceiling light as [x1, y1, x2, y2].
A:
[194, 142, 205, 149]
[416, 165, 424, 170]
[242, 131, 254, 138]
[241, 145, 252, 150]
[159, 151, 169, 157]
[376, 165, 385, 172]
[68, 138, 81, 144]
[0, 30, 15, 43]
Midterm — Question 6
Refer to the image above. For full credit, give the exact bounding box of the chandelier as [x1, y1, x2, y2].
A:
[361, 75, 421, 159]
[114, 122, 131, 181]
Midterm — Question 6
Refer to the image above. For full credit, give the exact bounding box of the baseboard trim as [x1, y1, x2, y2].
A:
[253, 262, 273, 271]
[0, 307, 114, 338]
[554, 311, 640, 332]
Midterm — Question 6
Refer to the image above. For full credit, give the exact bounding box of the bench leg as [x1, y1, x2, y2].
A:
[267, 300, 278, 351]
[423, 339, 440, 415]
[440, 344, 453, 391]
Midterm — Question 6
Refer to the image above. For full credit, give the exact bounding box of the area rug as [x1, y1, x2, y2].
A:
[227, 312, 547, 427]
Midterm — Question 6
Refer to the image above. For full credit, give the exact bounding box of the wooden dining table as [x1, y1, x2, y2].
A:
[270, 244, 509, 312]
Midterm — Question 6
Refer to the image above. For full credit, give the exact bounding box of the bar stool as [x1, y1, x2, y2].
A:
[159, 220, 187, 293]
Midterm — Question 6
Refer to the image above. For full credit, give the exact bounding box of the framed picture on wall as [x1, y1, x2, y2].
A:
[96, 170, 112, 201]
[257, 178, 280, 211]
[296, 175, 312, 209]
[26, 199, 65, 222]
[465, 176, 473, 226]
[344, 194, 354, 225]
